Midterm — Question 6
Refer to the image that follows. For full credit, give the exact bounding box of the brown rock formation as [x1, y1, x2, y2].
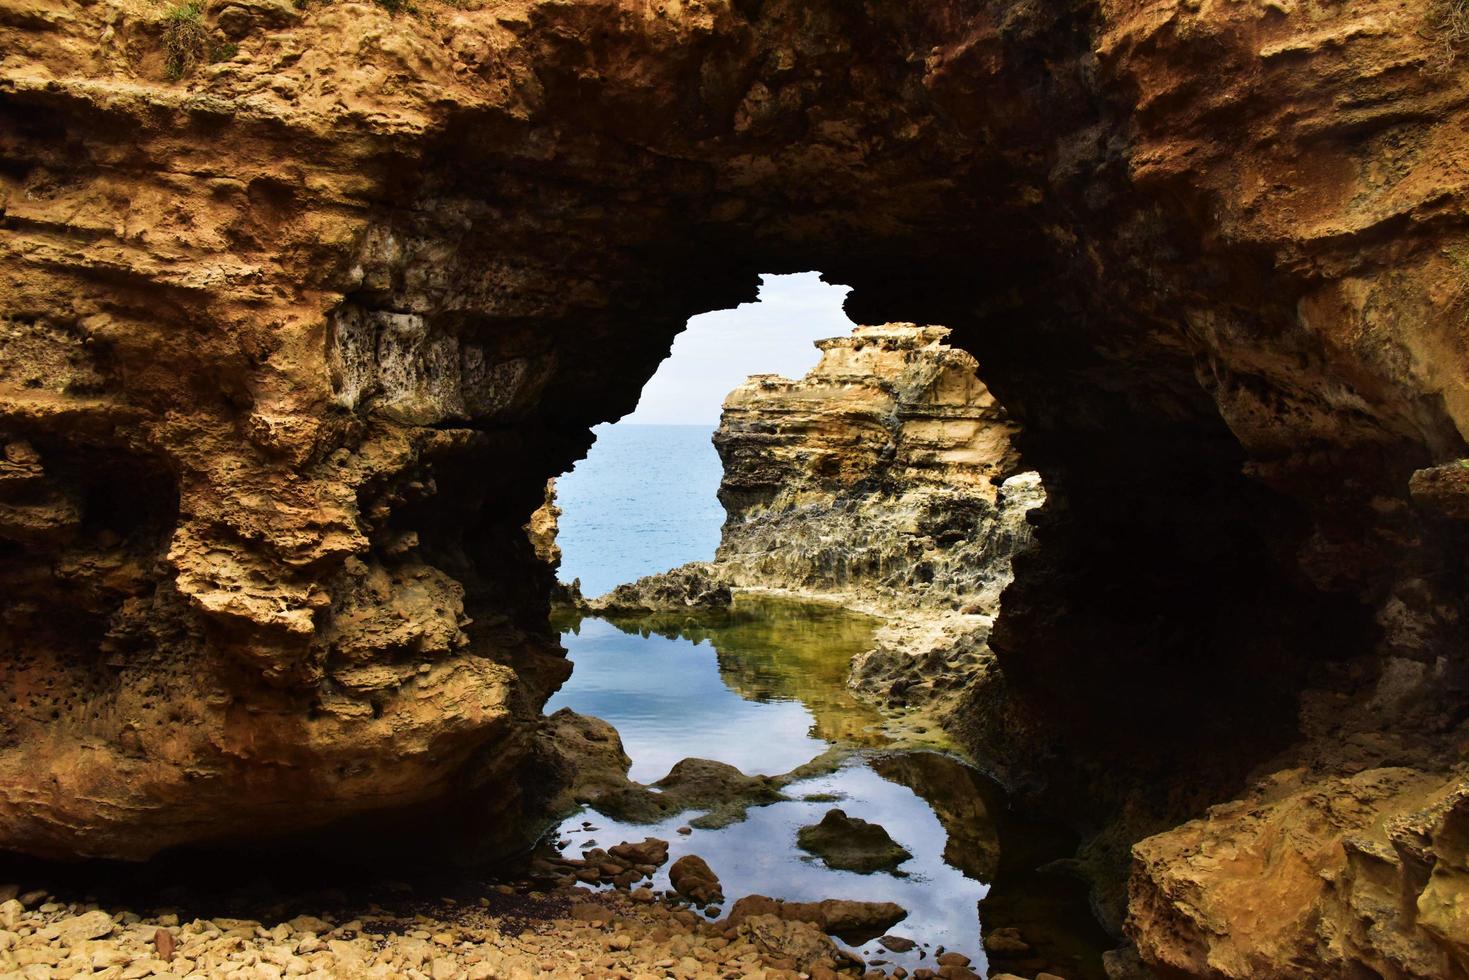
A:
[2, 0, 1468, 974]
[715, 323, 1041, 611]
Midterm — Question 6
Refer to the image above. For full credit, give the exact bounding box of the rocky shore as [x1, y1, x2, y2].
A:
[0, 854, 987, 980]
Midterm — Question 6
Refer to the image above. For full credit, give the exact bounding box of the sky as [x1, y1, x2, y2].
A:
[621, 272, 857, 425]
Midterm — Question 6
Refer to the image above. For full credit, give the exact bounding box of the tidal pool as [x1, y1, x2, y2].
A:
[546, 595, 1109, 978]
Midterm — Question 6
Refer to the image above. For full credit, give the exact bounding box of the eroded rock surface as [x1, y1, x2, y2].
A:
[715, 324, 1040, 612]
[586, 562, 733, 615]
[3, 0, 1469, 976]
[724, 895, 909, 947]
[796, 808, 912, 875]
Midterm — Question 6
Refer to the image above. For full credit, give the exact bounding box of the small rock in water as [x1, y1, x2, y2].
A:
[669, 854, 723, 906]
[676, 826, 692, 835]
[608, 837, 669, 867]
[797, 809, 912, 873]
[879, 935, 917, 952]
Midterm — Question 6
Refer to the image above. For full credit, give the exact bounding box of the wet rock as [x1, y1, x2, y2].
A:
[536, 709, 636, 816]
[608, 837, 669, 867]
[659, 758, 783, 810]
[669, 855, 723, 906]
[596, 757, 786, 827]
[726, 895, 907, 945]
[589, 563, 732, 614]
[880, 935, 917, 952]
[797, 808, 912, 874]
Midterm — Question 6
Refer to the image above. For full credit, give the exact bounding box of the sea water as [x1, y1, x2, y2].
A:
[555, 424, 725, 598]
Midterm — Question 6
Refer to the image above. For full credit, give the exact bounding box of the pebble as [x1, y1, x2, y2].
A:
[0, 881, 866, 980]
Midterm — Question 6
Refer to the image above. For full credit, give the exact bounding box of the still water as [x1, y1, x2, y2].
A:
[546, 597, 1109, 977]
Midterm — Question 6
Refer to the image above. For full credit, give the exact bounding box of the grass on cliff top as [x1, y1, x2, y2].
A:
[1427, 0, 1469, 74]
[161, 0, 208, 79]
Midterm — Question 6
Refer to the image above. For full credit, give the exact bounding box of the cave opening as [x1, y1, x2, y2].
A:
[533, 267, 1127, 976]
[554, 271, 853, 597]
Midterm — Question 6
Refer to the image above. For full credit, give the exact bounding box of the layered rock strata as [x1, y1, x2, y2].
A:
[715, 324, 1043, 613]
[691, 325, 1042, 774]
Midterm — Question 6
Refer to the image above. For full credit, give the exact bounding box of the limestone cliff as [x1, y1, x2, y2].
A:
[715, 324, 1043, 613]
[1, 0, 1468, 975]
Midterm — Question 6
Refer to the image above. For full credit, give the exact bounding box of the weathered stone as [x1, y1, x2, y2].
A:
[726, 895, 907, 945]
[57, 910, 116, 942]
[587, 563, 733, 614]
[796, 808, 912, 874]
[715, 325, 1036, 613]
[608, 838, 670, 868]
[668, 855, 723, 907]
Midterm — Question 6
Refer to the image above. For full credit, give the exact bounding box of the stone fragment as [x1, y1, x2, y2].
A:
[1410, 462, 1469, 520]
[726, 895, 907, 945]
[669, 855, 724, 906]
[608, 837, 670, 867]
[58, 910, 116, 941]
[797, 808, 912, 873]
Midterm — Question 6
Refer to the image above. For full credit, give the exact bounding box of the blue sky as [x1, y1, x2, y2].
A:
[622, 272, 856, 425]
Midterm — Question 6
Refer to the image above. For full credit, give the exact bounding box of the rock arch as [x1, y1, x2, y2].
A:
[1, 0, 1466, 971]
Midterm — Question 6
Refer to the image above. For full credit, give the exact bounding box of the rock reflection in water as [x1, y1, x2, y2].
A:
[874, 753, 1112, 980]
[549, 597, 886, 780]
[548, 595, 1107, 977]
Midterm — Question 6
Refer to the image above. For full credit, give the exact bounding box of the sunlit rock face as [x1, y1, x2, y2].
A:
[715, 324, 1042, 612]
[1, 0, 1468, 972]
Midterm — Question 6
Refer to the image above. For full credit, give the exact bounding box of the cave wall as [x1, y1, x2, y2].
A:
[2, 0, 1468, 972]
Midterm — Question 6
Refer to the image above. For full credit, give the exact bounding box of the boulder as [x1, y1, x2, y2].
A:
[669, 854, 723, 906]
[796, 808, 912, 873]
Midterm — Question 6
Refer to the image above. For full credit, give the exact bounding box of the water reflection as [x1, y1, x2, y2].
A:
[553, 756, 991, 970]
[549, 596, 1107, 977]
